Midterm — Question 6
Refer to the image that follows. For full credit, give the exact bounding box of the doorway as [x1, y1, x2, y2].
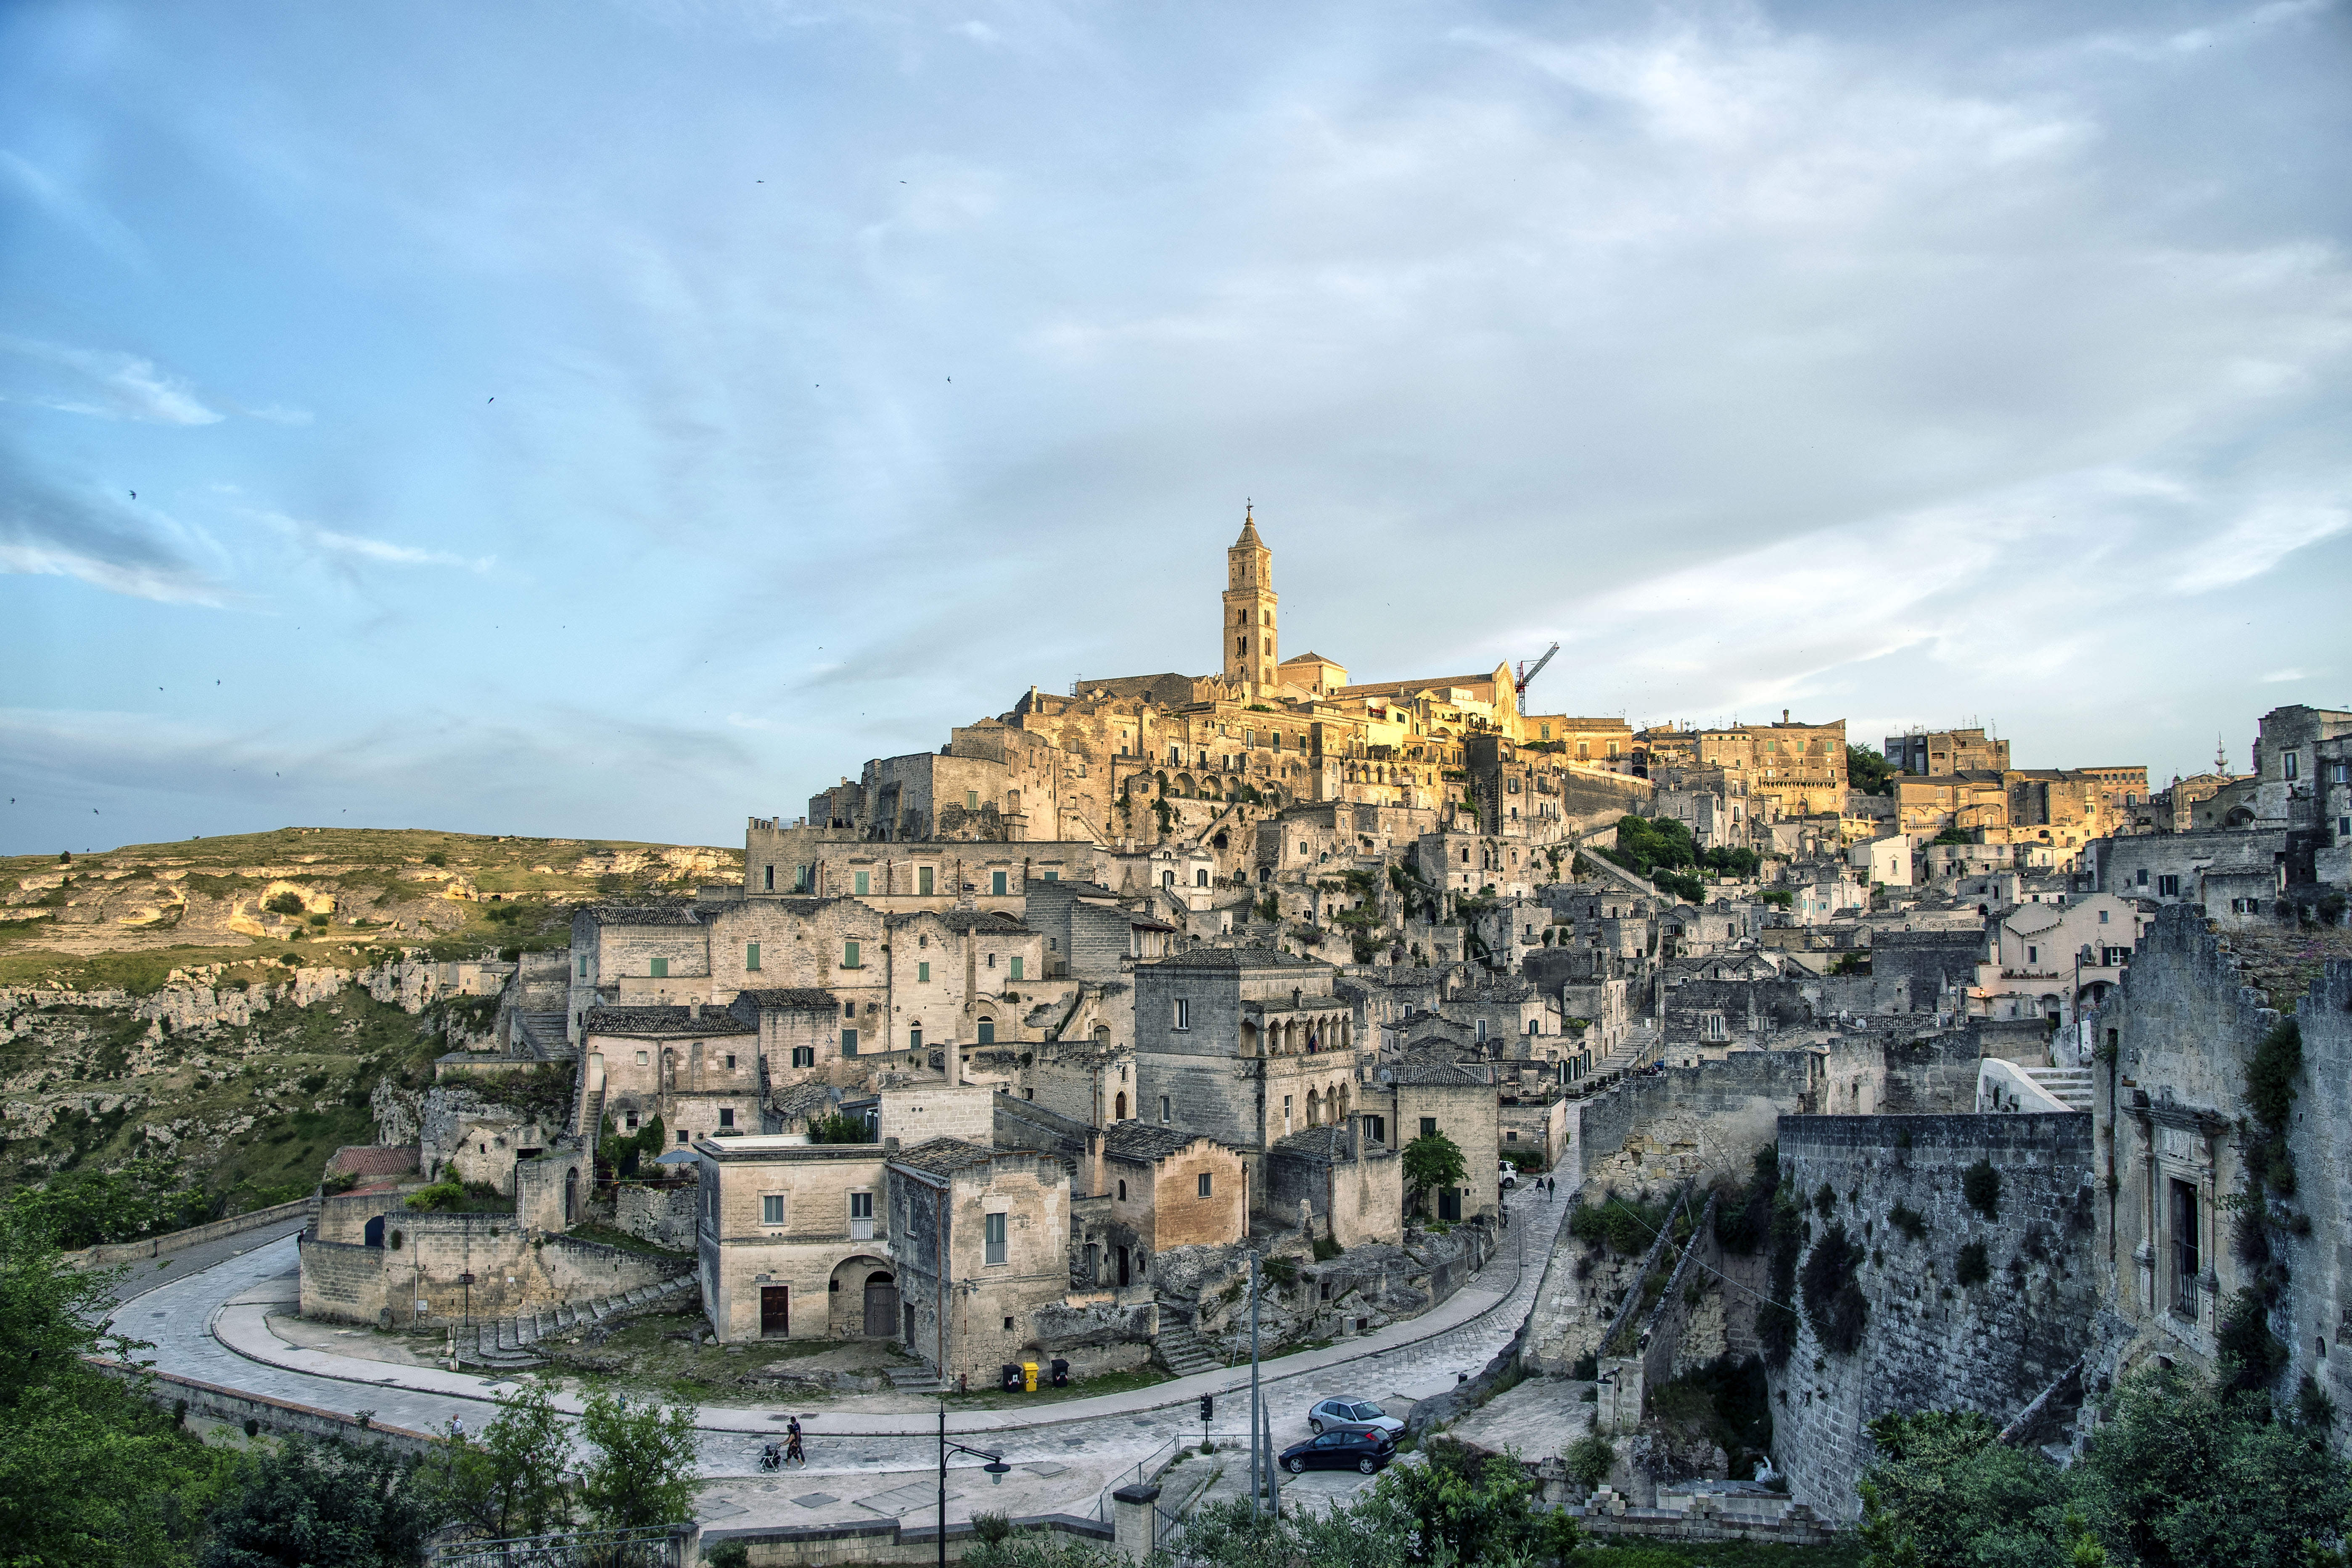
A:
[903, 1302, 916, 1344]
[1114, 1091, 1127, 1120]
[863, 1272, 899, 1338]
[760, 1285, 789, 1338]
[1117, 1246, 1131, 1287]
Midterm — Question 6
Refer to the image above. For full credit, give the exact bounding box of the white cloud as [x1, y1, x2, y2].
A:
[259, 511, 494, 573]
[2170, 501, 2350, 593]
[0, 338, 223, 425]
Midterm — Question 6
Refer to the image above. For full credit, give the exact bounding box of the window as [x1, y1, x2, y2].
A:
[2331, 762, 2351, 785]
[650, 957, 669, 979]
[918, 961, 930, 983]
[635, 1050, 648, 1066]
[719, 1108, 735, 1128]
[763, 865, 774, 892]
[2158, 875, 2180, 897]
[763, 1195, 785, 1225]
[841, 1028, 859, 1056]
[2098, 909, 2109, 924]
[1010, 956, 1024, 981]
[1173, 998, 1189, 1030]
[2170, 1179, 2200, 1318]
[978, 1019, 995, 1044]
[791, 1046, 814, 1068]
[966, 790, 980, 811]
[794, 864, 812, 892]
[985, 1212, 1008, 1265]
[918, 865, 934, 895]
[1044, 870, 1058, 882]
[850, 1191, 874, 1237]
[2284, 752, 2300, 780]
[745, 941, 761, 971]
[854, 871, 869, 896]
[2027, 946, 2039, 965]
[844, 1001, 856, 1018]
[991, 871, 1008, 896]
[843, 939, 860, 968]
[1506, 1129, 1518, 1142]
[1476, 1018, 1488, 1042]
[2135, 868, 2149, 886]
[724, 1053, 737, 1069]
[1117, 1179, 1127, 1200]
[1197, 1173, 1213, 1198]
[987, 952, 996, 969]
[678, 1130, 690, 1144]
[909, 1025, 922, 1051]
[1161, 1096, 1171, 1124]
[1419, 1116, 1438, 1138]
[578, 955, 589, 978]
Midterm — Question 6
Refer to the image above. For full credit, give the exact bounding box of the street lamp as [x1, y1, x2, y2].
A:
[939, 1401, 1011, 1568]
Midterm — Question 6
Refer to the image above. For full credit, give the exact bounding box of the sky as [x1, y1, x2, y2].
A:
[3, 0, 2349, 856]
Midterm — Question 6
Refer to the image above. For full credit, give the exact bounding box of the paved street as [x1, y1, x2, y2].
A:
[112, 1183, 1570, 1529]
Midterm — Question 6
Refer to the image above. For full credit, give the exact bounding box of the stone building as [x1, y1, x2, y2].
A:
[1372, 1053, 1500, 1222]
[692, 1133, 896, 1343]
[887, 1139, 1073, 1389]
[1076, 1123, 1248, 1288]
[1884, 726, 2010, 777]
[1131, 947, 1362, 1203]
[1265, 1116, 1404, 1249]
[583, 1005, 760, 1146]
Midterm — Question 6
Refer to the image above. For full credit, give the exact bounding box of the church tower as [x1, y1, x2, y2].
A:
[1223, 507, 1277, 695]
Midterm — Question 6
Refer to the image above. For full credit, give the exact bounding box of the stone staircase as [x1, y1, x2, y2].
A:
[884, 1362, 945, 1394]
[2024, 1067, 2094, 1111]
[573, 1074, 605, 1145]
[1156, 1317, 1222, 1377]
[515, 1010, 569, 1059]
[463, 1272, 698, 1369]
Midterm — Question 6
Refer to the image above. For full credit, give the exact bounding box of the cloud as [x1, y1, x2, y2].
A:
[2170, 500, 2350, 593]
[0, 439, 228, 604]
[258, 510, 494, 573]
[0, 338, 223, 425]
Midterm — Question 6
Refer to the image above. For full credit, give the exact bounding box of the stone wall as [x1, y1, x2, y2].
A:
[615, 1181, 697, 1250]
[1572, 1050, 1822, 1196]
[299, 1211, 687, 1327]
[1768, 1112, 2098, 1520]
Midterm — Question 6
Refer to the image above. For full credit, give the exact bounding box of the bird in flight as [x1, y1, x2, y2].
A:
[129, 490, 137, 499]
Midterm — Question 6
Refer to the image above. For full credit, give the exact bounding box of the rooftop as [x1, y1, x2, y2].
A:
[1102, 1121, 1210, 1163]
[1144, 945, 1329, 973]
[582, 1005, 755, 1038]
[732, 987, 838, 1013]
[582, 904, 706, 927]
[889, 1136, 1003, 1178]
[1380, 1055, 1496, 1088]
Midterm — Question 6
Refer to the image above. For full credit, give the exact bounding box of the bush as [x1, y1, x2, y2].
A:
[1888, 1203, 1929, 1242]
[703, 1544, 751, 1568]
[1955, 1240, 1990, 1287]
[1799, 1223, 1867, 1355]
[1962, 1159, 2000, 1220]
[1567, 1431, 1617, 1490]
[972, 1512, 1013, 1545]
[1311, 1234, 1343, 1262]
[264, 892, 306, 916]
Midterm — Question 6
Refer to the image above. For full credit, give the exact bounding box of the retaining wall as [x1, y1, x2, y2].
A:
[60, 1198, 310, 1269]
[1768, 1112, 2097, 1520]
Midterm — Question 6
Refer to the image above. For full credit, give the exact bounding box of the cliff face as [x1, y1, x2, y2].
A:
[0, 826, 735, 1212]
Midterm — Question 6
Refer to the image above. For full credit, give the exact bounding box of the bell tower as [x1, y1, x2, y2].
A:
[1223, 506, 1277, 695]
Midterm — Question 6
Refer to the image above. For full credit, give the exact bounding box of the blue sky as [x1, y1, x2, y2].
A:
[4, 0, 2349, 854]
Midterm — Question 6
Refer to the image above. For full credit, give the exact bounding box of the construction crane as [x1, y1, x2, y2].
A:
[1514, 642, 1559, 697]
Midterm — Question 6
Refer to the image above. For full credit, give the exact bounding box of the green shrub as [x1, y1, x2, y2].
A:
[1800, 1223, 1868, 1355]
[1567, 1431, 1617, 1490]
[265, 892, 306, 916]
[1311, 1234, 1343, 1262]
[1889, 1202, 1929, 1242]
[1955, 1240, 1990, 1287]
[1962, 1159, 2001, 1220]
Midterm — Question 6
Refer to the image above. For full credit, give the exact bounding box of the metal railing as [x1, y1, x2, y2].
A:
[431, 1525, 687, 1568]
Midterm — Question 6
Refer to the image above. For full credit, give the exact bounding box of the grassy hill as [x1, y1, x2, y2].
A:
[0, 826, 739, 1220]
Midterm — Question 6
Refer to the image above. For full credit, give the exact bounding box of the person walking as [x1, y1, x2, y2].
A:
[785, 1414, 806, 1466]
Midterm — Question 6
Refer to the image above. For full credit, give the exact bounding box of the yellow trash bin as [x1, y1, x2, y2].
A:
[1023, 1362, 1039, 1392]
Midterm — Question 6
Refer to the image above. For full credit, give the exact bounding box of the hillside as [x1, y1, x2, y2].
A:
[0, 827, 740, 1217]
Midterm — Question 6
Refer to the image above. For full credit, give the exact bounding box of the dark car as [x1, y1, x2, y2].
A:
[1280, 1428, 1395, 1475]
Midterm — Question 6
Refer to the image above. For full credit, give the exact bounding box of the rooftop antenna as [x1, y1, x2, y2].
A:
[2215, 735, 2228, 775]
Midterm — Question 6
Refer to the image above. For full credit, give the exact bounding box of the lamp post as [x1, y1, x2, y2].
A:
[938, 1400, 1010, 1568]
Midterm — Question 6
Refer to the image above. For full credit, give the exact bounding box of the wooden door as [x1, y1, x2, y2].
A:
[862, 1274, 899, 1338]
[760, 1285, 789, 1338]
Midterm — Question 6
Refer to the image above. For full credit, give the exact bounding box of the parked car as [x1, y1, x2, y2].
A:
[1280, 1428, 1395, 1475]
[1498, 1161, 1518, 1190]
[1307, 1397, 1405, 1438]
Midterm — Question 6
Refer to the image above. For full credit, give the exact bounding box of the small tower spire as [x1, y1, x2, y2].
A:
[2216, 734, 2230, 776]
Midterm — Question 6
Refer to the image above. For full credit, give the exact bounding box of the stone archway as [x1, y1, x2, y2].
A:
[830, 1255, 896, 1337]
[1114, 1090, 1128, 1120]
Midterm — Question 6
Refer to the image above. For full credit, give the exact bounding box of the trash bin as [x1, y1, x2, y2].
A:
[1050, 1358, 1070, 1387]
[1022, 1361, 1039, 1392]
[1000, 1363, 1023, 1392]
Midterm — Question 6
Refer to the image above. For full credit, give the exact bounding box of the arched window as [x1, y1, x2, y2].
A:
[1114, 1091, 1127, 1120]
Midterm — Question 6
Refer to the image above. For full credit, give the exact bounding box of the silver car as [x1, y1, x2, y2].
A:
[1307, 1397, 1405, 1438]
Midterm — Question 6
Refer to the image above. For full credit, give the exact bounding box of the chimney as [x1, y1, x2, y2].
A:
[690, 1000, 702, 1021]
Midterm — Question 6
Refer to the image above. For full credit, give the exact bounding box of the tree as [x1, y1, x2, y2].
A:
[199, 1437, 433, 1568]
[423, 1383, 573, 1542]
[5, 1158, 215, 1251]
[1849, 743, 1898, 796]
[1401, 1131, 1466, 1213]
[575, 1392, 698, 1531]
[1858, 1408, 2069, 1568]
[2075, 1363, 2352, 1568]
[1377, 1437, 1545, 1565]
